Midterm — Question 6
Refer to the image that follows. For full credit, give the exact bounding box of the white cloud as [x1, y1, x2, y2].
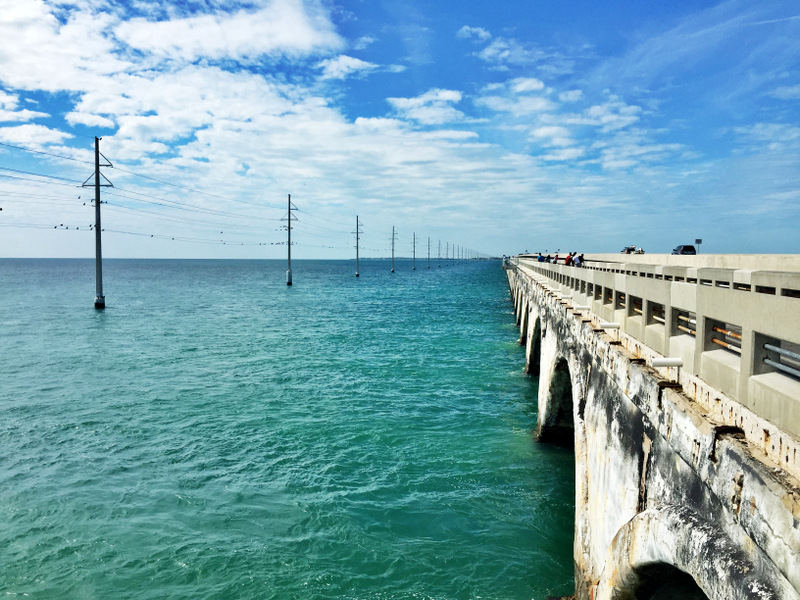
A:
[0, 90, 18, 109]
[387, 89, 465, 125]
[55, 64, 306, 161]
[734, 122, 800, 151]
[0, 124, 72, 145]
[512, 78, 545, 93]
[559, 90, 583, 103]
[583, 98, 641, 132]
[0, 2, 131, 92]
[456, 25, 491, 41]
[0, 91, 49, 122]
[530, 126, 573, 147]
[770, 85, 800, 100]
[318, 55, 378, 79]
[65, 111, 116, 128]
[596, 135, 683, 170]
[0, 108, 49, 123]
[353, 36, 377, 50]
[475, 77, 551, 116]
[477, 38, 545, 68]
[541, 147, 585, 162]
[423, 130, 479, 141]
[476, 94, 553, 117]
[114, 0, 344, 61]
[353, 117, 408, 134]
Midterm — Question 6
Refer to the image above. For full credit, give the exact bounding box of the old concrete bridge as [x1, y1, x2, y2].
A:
[505, 254, 800, 600]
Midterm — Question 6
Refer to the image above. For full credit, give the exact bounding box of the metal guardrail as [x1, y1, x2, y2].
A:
[764, 343, 800, 380]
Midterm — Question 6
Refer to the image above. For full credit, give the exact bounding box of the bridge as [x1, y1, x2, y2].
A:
[505, 254, 800, 600]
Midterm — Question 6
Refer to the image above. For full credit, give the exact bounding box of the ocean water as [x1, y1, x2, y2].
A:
[0, 259, 574, 600]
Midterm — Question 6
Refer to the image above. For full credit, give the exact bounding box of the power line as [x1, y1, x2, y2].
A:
[0, 141, 93, 165]
[1, 221, 273, 246]
[296, 207, 353, 229]
[107, 187, 266, 221]
[103, 202, 264, 231]
[0, 166, 82, 184]
[0, 140, 283, 212]
[110, 164, 281, 211]
[0, 172, 84, 188]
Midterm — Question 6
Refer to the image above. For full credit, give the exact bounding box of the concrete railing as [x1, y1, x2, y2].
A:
[512, 254, 800, 441]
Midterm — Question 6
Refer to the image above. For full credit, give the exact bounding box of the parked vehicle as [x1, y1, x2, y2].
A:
[621, 245, 645, 254]
[672, 245, 696, 255]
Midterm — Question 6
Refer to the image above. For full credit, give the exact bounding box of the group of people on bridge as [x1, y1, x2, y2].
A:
[537, 252, 585, 267]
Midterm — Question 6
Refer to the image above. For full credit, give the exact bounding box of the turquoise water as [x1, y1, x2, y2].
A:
[0, 259, 574, 599]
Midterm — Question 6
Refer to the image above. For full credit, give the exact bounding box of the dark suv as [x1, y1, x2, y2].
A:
[672, 245, 696, 255]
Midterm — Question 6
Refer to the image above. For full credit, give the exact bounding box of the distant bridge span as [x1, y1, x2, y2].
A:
[505, 254, 800, 600]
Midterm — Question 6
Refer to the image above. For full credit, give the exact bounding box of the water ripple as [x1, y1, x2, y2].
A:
[0, 259, 574, 599]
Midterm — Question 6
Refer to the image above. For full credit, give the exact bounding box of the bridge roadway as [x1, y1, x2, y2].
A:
[505, 254, 800, 600]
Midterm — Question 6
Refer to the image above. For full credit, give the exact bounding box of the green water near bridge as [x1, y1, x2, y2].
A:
[0, 259, 574, 599]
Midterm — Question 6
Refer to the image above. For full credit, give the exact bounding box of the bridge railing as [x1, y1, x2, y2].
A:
[512, 254, 800, 440]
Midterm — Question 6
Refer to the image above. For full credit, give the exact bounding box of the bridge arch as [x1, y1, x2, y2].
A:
[629, 563, 708, 600]
[596, 504, 784, 600]
[518, 297, 530, 345]
[536, 355, 575, 448]
[525, 316, 542, 376]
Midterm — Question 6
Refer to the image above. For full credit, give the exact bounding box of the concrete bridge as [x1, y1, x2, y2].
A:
[505, 254, 800, 600]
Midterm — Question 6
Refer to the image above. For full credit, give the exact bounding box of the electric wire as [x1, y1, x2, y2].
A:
[106, 187, 268, 221]
[1, 144, 485, 257]
[111, 165, 283, 211]
[0, 141, 93, 165]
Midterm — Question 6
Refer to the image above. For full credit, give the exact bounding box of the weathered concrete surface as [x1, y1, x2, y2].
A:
[506, 264, 800, 600]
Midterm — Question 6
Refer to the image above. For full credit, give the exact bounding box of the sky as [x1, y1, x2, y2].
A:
[0, 0, 799, 259]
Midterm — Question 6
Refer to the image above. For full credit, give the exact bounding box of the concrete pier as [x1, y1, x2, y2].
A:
[506, 254, 800, 600]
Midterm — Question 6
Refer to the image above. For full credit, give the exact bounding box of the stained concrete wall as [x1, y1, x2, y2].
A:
[506, 265, 800, 600]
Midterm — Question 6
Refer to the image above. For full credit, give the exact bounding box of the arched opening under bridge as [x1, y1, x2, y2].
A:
[527, 317, 542, 376]
[537, 357, 574, 450]
[630, 563, 709, 600]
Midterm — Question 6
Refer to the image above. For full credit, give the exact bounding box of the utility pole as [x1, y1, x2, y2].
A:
[412, 232, 416, 271]
[353, 215, 362, 277]
[82, 136, 112, 309]
[391, 226, 396, 273]
[282, 194, 297, 285]
[427, 237, 430, 269]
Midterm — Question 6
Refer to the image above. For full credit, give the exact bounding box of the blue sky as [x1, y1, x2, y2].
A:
[0, 0, 798, 259]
